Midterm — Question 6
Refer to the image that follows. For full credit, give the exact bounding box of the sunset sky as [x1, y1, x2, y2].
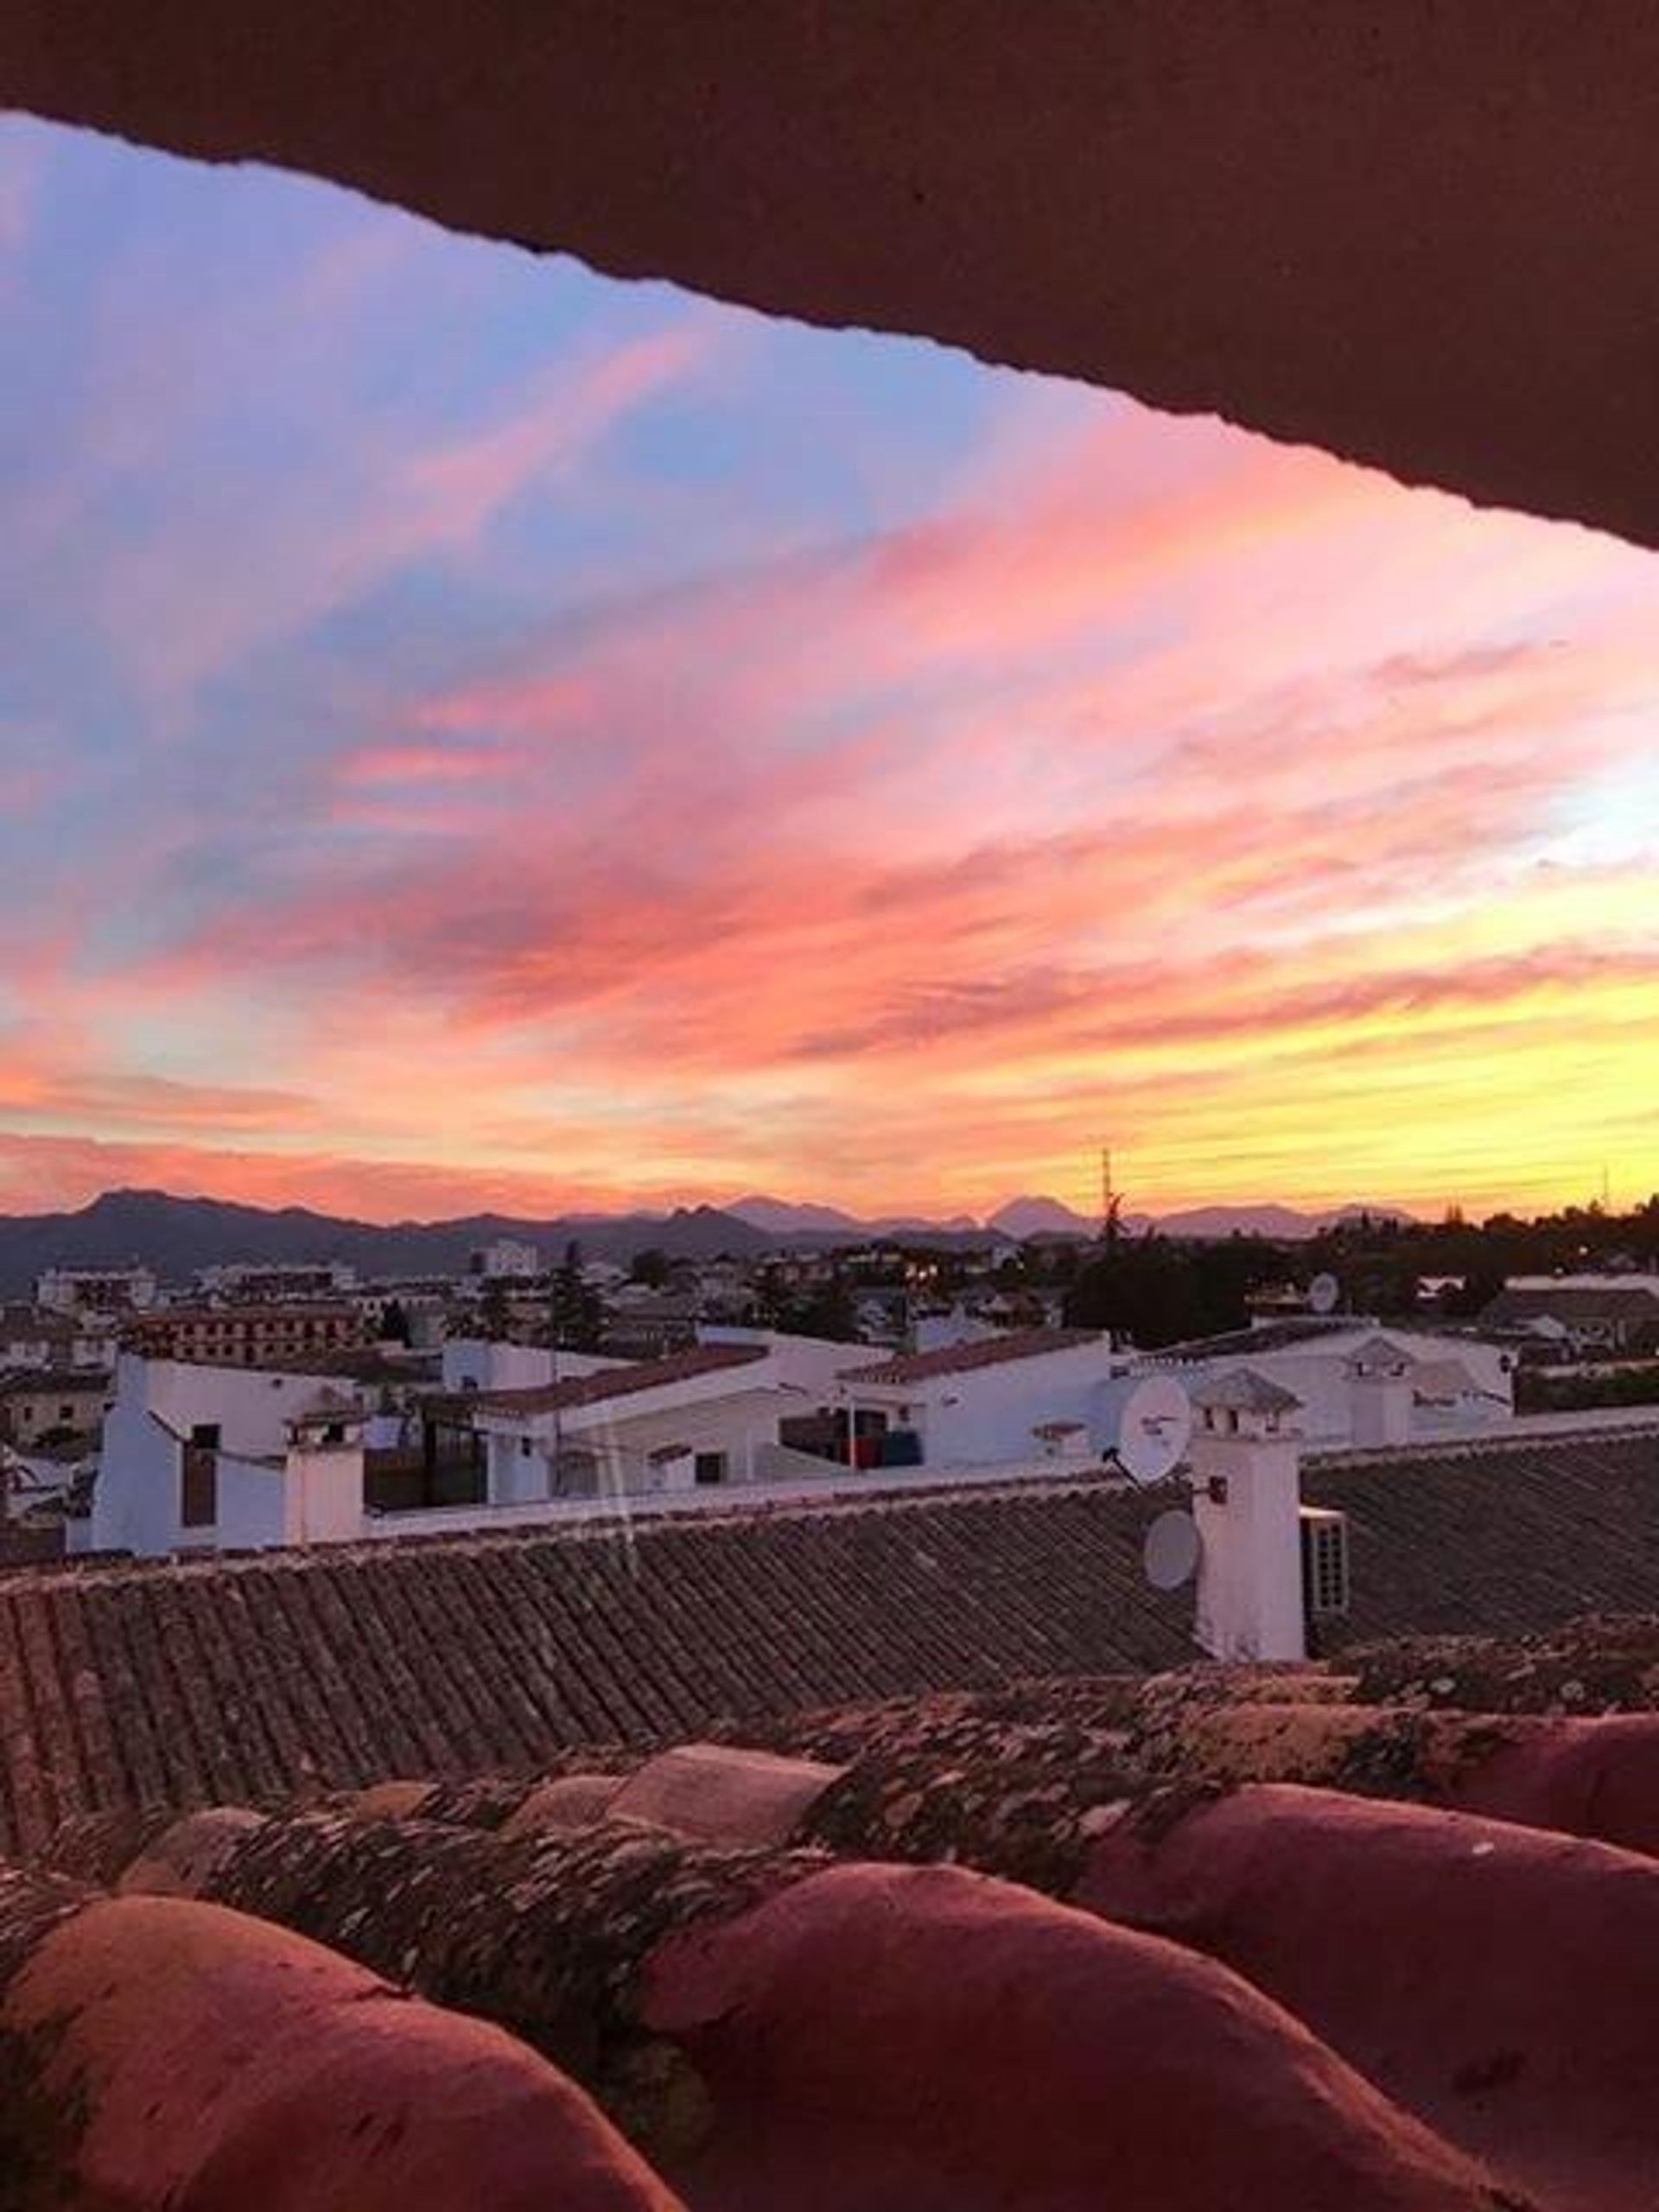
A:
[1, 114, 1656, 1226]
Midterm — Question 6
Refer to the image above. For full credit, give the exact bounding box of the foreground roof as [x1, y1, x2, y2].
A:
[0, 1479, 1186, 1855]
[1303, 1424, 1659, 1648]
[14, 1629, 1659, 2208]
[3, 1421, 1659, 1863]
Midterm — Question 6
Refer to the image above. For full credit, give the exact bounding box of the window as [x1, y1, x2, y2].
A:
[694, 1450, 727, 1486]
[181, 1422, 220, 1529]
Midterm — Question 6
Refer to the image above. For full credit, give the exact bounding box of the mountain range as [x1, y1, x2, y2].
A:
[729, 1193, 1412, 1242]
[0, 1186, 1416, 1294]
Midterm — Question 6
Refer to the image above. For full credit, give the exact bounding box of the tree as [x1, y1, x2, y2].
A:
[796, 1282, 861, 1343]
[1442, 1268, 1507, 1320]
[378, 1296, 412, 1346]
[1064, 1235, 1208, 1347]
[551, 1249, 602, 1351]
[630, 1247, 670, 1289]
[1064, 1230, 1279, 1347]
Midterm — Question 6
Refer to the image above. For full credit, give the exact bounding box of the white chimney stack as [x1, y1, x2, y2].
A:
[1188, 1369, 1306, 1663]
[282, 1397, 367, 1547]
[1346, 1335, 1415, 1448]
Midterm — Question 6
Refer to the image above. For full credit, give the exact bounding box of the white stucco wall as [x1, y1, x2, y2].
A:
[843, 1340, 1120, 1469]
[214, 1452, 288, 1549]
[442, 1339, 628, 1393]
[93, 1356, 370, 1556]
[1192, 1426, 1306, 1663]
[701, 1328, 862, 1397]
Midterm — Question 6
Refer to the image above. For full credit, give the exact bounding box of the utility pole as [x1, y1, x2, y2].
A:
[1100, 1143, 1121, 1249]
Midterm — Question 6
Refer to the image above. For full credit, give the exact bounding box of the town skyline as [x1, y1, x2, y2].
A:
[2, 116, 1656, 1229]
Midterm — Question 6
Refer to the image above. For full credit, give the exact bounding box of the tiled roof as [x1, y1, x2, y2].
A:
[18, 1651, 1659, 2209]
[1189, 1367, 1303, 1414]
[1343, 1332, 1419, 1374]
[1306, 1424, 1659, 1647]
[0, 1480, 1186, 1855]
[127, 1300, 362, 1325]
[1148, 1317, 1359, 1360]
[4, 1423, 1659, 1863]
[1411, 1357, 1485, 1402]
[0, 1368, 111, 1396]
[838, 1326, 1103, 1385]
[472, 1341, 769, 1415]
[1482, 1284, 1659, 1323]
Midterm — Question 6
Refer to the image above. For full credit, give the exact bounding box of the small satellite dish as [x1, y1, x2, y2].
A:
[1143, 1508, 1202, 1592]
[1309, 1272, 1340, 1316]
[1097, 1373, 1193, 1485]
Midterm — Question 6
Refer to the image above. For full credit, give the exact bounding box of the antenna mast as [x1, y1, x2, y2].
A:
[547, 1252, 563, 1496]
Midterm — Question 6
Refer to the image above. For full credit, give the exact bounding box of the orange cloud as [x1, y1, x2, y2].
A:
[8, 364, 1657, 1223]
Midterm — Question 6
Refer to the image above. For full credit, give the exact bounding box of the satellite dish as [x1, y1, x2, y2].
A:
[1309, 1272, 1340, 1316]
[1097, 1373, 1193, 1485]
[1143, 1508, 1202, 1592]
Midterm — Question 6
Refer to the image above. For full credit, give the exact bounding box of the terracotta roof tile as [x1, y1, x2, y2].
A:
[1306, 1427, 1659, 1649]
[0, 1483, 1185, 1853]
[1189, 1367, 1304, 1414]
[472, 1343, 769, 1414]
[22, 1629, 1659, 2206]
[837, 1327, 1103, 1384]
[3, 1424, 1659, 1868]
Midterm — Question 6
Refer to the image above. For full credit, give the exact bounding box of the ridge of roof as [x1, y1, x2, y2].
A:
[471, 1341, 769, 1415]
[1190, 1367, 1304, 1414]
[839, 1327, 1103, 1385]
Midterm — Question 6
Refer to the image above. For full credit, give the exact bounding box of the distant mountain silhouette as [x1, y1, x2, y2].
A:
[987, 1196, 1103, 1238]
[727, 1195, 868, 1234]
[0, 1188, 775, 1294]
[730, 1195, 985, 1237]
[0, 1186, 1419, 1294]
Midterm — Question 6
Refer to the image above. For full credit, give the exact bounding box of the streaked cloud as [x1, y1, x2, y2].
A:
[0, 114, 1655, 1224]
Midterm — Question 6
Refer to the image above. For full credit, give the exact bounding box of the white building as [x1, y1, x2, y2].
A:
[699, 1326, 867, 1397]
[911, 1306, 1006, 1358]
[835, 1328, 1129, 1471]
[1139, 1319, 1514, 1447]
[93, 1337, 846, 1558]
[0, 1302, 111, 1370]
[469, 1343, 820, 1503]
[92, 1352, 378, 1555]
[350, 1278, 454, 1345]
[35, 1265, 158, 1316]
[468, 1238, 543, 1280]
[441, 1338, 628, 1394]
[194, 1260, 359, 1300]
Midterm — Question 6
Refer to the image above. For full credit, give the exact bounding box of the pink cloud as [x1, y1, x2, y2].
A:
[10, 366, 1658, 1220]
[333, 742, 527, 788]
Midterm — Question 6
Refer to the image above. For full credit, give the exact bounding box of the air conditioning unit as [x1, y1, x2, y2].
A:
[1300, 1506, 1350, 1620]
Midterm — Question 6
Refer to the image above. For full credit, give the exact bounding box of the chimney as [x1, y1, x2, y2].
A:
[283, 1397, 367, 1547]
[1345, 1335, 1415, 1448]
[1188, 1369, 1306, 1663]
